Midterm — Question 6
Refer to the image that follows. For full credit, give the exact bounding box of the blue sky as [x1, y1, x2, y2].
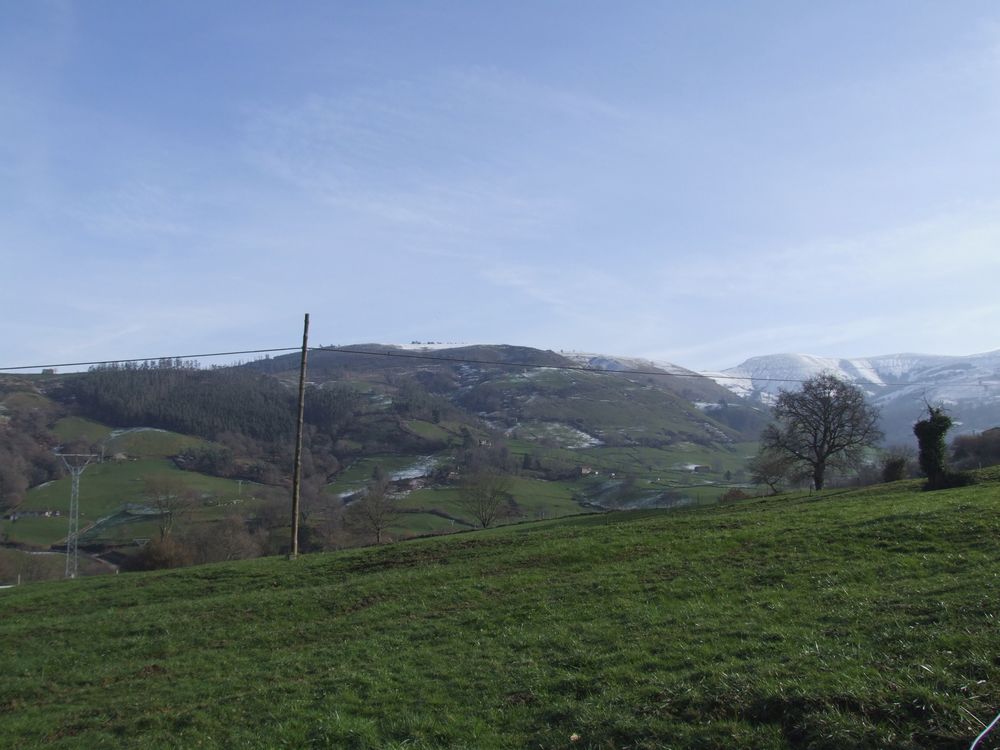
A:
[3, 1, 999, 371]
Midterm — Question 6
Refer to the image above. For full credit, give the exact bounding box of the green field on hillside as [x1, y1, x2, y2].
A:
[0, 548, 108, 583]
[52, 416, 113, 445]
[395, 485, 475, 522]
[51, 420, 210, 459]
[3, 471, 1000, 748]
[402, 420, 455, 443]
[105, 428, 209, 458]
[395, 477, 585, 527]
[388, 510, 458, 537]
[1, 460, 248, 548]
[327, 455, 433, 495]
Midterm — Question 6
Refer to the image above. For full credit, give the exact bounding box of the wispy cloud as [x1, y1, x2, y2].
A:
[640, 205, 1000, 367]
[659, 203, 1000, 301]
[74, 181, 194, 240]
[239, 68, 632, 249]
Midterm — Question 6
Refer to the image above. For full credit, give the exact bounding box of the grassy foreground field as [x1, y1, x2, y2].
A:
[2, 473, 1000, 749]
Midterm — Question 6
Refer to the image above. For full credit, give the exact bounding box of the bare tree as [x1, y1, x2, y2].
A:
[761, 373, 882, 490]
[461, 470, 512, 528]
[349, 469, 399, 544]
[143, 474, 198, 541]
[747, 449, 796, 495]
[184, 516, 263, 564]
[318, 505, 360, 550]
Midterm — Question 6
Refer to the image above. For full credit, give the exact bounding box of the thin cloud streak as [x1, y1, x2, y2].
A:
[2, 4, 1000, 369]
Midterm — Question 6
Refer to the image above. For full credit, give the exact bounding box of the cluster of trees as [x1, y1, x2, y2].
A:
[0, 401, 62, 510]
[952, 428, 1000, 470]
[64, 364, 298, 442]
[126, 474, 275, 570]
[62, 363, 364, 448]
[389, 375, 457, 425]
[750, 374, 982, 494]
[127, 517, 267, 571]
[58, 363, 364, 490]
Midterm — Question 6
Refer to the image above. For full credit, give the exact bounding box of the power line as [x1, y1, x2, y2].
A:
[0, 347, 301, 373]
[0, 343, 997, 390]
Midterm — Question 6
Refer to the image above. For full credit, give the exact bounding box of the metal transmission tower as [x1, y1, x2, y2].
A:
[59, 454, 96, 579]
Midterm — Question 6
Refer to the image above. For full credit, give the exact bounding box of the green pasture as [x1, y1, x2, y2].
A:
[396, 486, 469, 521]
[52, 416, 113, 445]
[2, 471, 1000, 747]
[396, 478, 586, 527]
[504, 476, 582, 518]
[326, 454, 437, 496]
[402, 420, 454, 442]
[52, 420, 209, 459]
[507, 437, 758, 491]
[81, 516, 163, 545]
[0, 390, 56, 412]
[3, 460, 247, 548]
[105, 428, 209, 458]
[0, 548, 108, 584]
[0, 515, 69, 547]
[389, 511, 459, 537]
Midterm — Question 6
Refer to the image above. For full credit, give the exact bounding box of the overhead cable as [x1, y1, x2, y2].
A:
[0, 343, 996, 390]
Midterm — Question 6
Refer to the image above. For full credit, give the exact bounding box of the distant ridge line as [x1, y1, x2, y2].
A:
[1, 343, 994, 390]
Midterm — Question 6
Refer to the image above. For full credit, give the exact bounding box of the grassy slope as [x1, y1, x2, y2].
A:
[3, 473, 1000, 749]
[0, 548, 108, 582]
[2, 459, 248, 548]
[4, 415, 236, 548]
[52, 416, 113, 445]
[398, 479, 583, 527]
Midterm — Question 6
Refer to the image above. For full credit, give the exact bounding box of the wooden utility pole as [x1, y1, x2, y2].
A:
[289, 313, 310, 559]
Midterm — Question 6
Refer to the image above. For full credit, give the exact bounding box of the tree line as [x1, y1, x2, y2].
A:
[62, 363, 302, 442]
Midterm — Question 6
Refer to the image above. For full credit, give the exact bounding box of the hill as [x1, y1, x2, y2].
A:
[251, 344, 767, 443]
[709, 350, 1000, 445]
[1, 347, 766, 571]
[2, 472, 999, 748]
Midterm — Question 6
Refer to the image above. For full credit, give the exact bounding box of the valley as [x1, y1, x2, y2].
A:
[0, 345, 765, 577]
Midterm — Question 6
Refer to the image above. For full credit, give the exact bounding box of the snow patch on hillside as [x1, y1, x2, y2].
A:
[562, 351, 696, 376]
[390, 456, 438, 481]
[510, 421, 603, 448]
[392, 342, 484, 351]
[109, 427, 168, 439]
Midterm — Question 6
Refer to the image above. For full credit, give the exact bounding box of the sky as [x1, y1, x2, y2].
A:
[2, 1, 1000, 372]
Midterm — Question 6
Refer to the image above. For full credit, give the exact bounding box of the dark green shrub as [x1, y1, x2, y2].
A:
[881, 456, 907, 483]
[932, 471, 976, 490]
[719, 488, 751, 503]
[914, 406, 958, 490]
[123, 537, 193, 571]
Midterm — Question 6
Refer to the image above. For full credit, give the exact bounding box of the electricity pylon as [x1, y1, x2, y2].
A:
[59, 454, 96, 579]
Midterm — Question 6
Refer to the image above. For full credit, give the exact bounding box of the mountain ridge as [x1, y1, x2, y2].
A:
[706, 348, 1000, 444]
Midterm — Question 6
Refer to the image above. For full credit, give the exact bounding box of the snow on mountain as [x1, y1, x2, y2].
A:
[713, 350, 1000, 400]
[562, 352, 698, 377]
[706, 349, 1000, 443]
